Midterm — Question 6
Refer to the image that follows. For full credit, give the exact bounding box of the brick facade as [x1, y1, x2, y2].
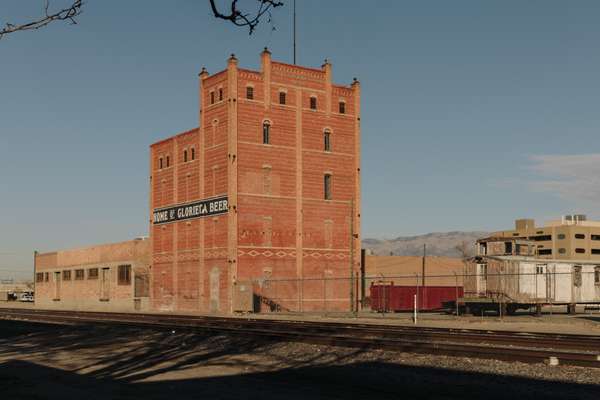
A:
[150, 50, 361, 313]
[34, 239, 150, 312]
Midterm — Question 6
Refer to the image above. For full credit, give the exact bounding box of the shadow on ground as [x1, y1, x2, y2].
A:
[0, 320, 598, 400]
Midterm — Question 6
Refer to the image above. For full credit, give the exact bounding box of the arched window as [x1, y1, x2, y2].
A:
[191, 147, 195, 160]
[219, 88, 223, 101]
[262, 121, 271, 144]
[324, 130, 331, 152]
[166, 155, 170, 167]
[159, 157, 163, 169]
[210, 91, 215, 105]
[183, 149, 188, 162]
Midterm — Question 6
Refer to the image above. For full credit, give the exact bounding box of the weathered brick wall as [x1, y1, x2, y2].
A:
[149, 51, 360, 313]
[34, 239, 150, 312]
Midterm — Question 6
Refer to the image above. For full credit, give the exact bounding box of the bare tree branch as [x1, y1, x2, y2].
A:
[209, 0, 284, 34]
[0, 0, 83, 40]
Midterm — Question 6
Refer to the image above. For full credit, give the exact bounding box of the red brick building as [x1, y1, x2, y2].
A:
[150, 50, 361, 313]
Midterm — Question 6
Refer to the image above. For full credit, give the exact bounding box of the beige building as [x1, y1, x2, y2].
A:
[34, 238, 151, 312]
[483, 215, 600, 260]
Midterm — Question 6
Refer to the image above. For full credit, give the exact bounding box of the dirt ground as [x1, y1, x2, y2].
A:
[1, 319, 599, 400]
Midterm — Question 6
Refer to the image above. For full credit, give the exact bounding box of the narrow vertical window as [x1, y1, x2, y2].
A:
[118, 265, 131, 285]
[324, 130, 331, 152]
[324, 173, 332, 200]
[262, 121, 270, 144]
[166, 155, 170, 167]
[210, 91, 215, 105]
[246, 86, 254, 100]
[191, 147, 195, 160]
[279, 91, 286, 105]
[595, 266, 600, 285]
[183, 149, 188, 162]
[219, 88, 223, 101]
[310, 96, 317, 110]
[339, 101, 346, 114]
[159, 157, 163, 169]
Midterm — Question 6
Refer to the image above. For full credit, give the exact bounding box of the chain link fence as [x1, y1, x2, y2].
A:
[249, 269, 600, 316]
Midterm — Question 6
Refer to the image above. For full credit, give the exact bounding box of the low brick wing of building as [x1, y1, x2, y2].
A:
[34, 238, 150, 312]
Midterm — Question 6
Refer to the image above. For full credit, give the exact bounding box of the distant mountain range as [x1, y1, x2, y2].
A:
[362, 231, 490, 258]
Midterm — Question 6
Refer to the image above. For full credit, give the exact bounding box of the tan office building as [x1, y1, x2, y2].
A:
[489, 215, 600, 260]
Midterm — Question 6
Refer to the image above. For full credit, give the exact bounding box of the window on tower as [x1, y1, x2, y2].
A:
[262, 121, 271, 144]
[246, 86, 254, 100]
[324, 173, 332, 200]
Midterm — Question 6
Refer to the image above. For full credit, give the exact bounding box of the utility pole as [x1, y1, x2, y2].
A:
[422, 243, 426, 287]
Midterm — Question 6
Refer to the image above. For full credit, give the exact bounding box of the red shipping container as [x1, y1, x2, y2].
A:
[370, 283, 463, 312]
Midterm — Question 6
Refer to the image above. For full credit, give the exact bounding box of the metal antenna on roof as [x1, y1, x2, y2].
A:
[293, 0, 296, 64]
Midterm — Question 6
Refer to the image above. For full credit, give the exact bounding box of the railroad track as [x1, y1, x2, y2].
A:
[1, 308, 599, 368]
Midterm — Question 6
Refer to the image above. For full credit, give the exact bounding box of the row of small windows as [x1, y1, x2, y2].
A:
[535, 265, 600, 285]
[36, 265, 131, 285]
[262, 121, 332, 151]
[244, 86, 346, 113]
[158, 148, 195, 169]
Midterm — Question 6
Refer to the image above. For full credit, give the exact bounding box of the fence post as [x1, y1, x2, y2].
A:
[415, 273, 420, 315]
[323, 274, 327, 313]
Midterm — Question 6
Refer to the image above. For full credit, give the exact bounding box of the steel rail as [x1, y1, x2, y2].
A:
[1, 308, 599, 368]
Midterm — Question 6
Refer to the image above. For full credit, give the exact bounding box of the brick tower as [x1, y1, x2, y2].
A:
[149, 50, 361, 313]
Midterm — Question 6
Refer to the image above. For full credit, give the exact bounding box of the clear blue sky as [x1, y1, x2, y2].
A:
[1, 1, 600, 278]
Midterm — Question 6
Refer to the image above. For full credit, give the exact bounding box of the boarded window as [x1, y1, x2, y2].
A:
[118, 265, 131, 285]
[310, 96, 317, 110]
[279, 91, 286, 105]
[134, 273, 150, 297]
[573, 266, 582, 287]
[339, 101, 346, 114]
[36, 273, 44, 283]
[262, 121, 270, 144]
[324, 174, 332, 200]
[324, 220, 333, 249]
[263, 217, 273, 247]
[75, 269, 84, 280]
[262, 166, 272, 195]
[88, 268, 98, 279]
[63, 270, 71, 280]
[246, 86, 254, 99]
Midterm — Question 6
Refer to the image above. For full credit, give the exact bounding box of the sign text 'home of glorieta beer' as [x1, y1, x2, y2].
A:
[153, 196, 228, 225]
